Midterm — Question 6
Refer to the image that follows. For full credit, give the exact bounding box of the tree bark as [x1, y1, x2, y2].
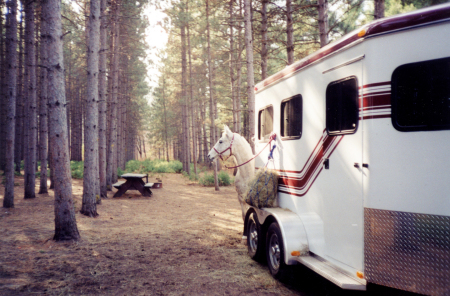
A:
[107, 0, 120, 188]
[98, 0, 107, 198]
[244, 0, 255, 153]
[3, 0, 18, 208]
[38, 6, 48, 194]
[81, 0, 100, 217]
[206, 0, 219, 190]
[24, 0, 37, 199]
[43, 0, 80, 241]
[230, 0, 238, 132]
[235, 0, 242, 135]
[374, 0, 385, 19]
[286, 0, 294, 65]
[318, 0, 329, 48]
[261, 0, 268, 76]
[186, 3, 197, 175]
[181, 14, 190, 174]
[15, 14, 24, 174]
[0, 0, 6, 172]
[162, 76, 169, 162]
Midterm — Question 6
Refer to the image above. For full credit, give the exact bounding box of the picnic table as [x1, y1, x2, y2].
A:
[113, 173, 153, 198]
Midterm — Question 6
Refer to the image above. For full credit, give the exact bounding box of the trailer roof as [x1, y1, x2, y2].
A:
[254, 3, 450, 93]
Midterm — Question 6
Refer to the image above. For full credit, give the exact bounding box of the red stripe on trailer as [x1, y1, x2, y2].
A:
[255, 5, 450, 93]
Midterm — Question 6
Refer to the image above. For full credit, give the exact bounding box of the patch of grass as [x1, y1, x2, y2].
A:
[124, 159, 183, 174]
[218, 170, 233, 186]
[199, 171, 233, 187]
[199, 172, 215, 186]
[70, 161, 84, 179]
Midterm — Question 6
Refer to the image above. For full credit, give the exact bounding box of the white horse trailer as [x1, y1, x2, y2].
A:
[245, 4, 450, 295]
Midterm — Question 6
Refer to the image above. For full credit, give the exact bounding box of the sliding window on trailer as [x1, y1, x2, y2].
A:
[281, 94, 302, 140]
[391, 56, 450, 132]
[326, 76, 359, 135]
[258, 105, 273, 141]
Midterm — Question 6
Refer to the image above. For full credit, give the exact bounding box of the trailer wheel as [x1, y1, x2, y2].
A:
[266, 222, 286, 278]
[247, 212, 264, 261]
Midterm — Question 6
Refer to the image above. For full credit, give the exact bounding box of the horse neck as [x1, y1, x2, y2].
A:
[232, 135, 255, 178]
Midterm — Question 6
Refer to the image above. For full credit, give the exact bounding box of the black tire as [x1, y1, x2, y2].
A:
[247, 212, 265, 261]
[266, 222, 286, 278]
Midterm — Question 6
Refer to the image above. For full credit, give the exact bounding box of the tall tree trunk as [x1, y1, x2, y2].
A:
[286, 0, 294, 65]
[318, 0, 328, 47]
[98, 0, 107, 198]
[81, 0, 100, 217]
[162, 76, 169, 162]
[181, 18, 190, 174]
[374, 0, 385, 19]
[0, 0, 6, 172]
[3, 0, 18, 208]
[201, 97, 208, 163]
[24, 0, 37, 199]
[235, 0, 243, 135]
[206, 0, 219, 190]
[106, 0, 120, 187]
[244, 0, 255, 153]
[230, 0, 237, 132]
[43, 0, 80, 241]
[186, 4, 197, 175]
[15, 14, 24, 174]
[261, 0, 268, 77]
[38, 7, 48, 194]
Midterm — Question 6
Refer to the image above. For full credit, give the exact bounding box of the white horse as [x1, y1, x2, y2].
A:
[207, 125, 255, 221]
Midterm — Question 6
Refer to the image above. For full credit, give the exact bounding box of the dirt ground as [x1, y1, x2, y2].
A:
[0, 173, 418, 296]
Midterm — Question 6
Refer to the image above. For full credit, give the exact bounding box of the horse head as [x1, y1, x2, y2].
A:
[207, 125, 234, 162]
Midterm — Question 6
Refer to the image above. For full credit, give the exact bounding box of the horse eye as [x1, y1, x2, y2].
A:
[219, 141, 223, 144]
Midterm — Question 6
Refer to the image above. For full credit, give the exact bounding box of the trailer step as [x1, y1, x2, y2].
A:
[298, 254, 366, 290]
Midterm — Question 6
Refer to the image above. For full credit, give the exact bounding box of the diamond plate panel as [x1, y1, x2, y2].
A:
[364, 208, 450, 296]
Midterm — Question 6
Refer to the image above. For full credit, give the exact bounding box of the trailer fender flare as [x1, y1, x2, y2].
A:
[250, 207, 309, 265]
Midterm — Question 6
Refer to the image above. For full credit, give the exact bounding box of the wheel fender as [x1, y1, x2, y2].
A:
[256, 207, 309, 265]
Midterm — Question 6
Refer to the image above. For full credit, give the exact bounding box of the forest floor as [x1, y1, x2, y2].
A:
[0, 172, 416, 296]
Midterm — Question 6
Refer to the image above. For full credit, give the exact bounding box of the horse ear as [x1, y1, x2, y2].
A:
[224, 125, 233, 139]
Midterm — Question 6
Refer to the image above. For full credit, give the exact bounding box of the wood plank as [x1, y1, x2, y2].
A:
[113, 181, 126, 188]
[121, 173, 147, 178]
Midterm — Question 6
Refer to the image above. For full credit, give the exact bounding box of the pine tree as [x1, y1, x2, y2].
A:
[43, 0, 80, 241]
[3, 0, 18, 208]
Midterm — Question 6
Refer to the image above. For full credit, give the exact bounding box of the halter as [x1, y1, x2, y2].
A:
[218, 133, 277, 169]
[213, 134, 235, 161]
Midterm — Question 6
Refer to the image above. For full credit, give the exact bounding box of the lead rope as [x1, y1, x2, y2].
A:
[224, 133, 276, 169]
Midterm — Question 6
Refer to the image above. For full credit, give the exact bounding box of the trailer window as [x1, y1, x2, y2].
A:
[326, 77, 359, 135]
[281, 95, 302, 139]
[392, 57, 450, 132]
[258, 106, 273, 140]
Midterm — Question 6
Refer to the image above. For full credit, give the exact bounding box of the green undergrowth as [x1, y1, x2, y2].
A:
[69, 159, 183, 179]
[124, 159, 183, 174]
[199, 170, 233, 187]
[70, 161, 84, 179]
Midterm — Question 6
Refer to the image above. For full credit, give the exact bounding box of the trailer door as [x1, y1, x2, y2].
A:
[321, 57, 364, 273]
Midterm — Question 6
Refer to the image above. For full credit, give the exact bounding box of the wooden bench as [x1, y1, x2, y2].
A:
[113, 181, 126, 189]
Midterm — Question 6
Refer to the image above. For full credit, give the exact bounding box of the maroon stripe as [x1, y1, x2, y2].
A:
[256, 5, 450, 92]
[360, 90, 390, 97]
[362, 94, 391, 109]
[365, 5, 450, 37]
[278, 135, 340, 190]
[362, 105, 390, 111]
[257, 33, 360, 90]
[363, 114, 391, 120]
[360, 81, 390, 89]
